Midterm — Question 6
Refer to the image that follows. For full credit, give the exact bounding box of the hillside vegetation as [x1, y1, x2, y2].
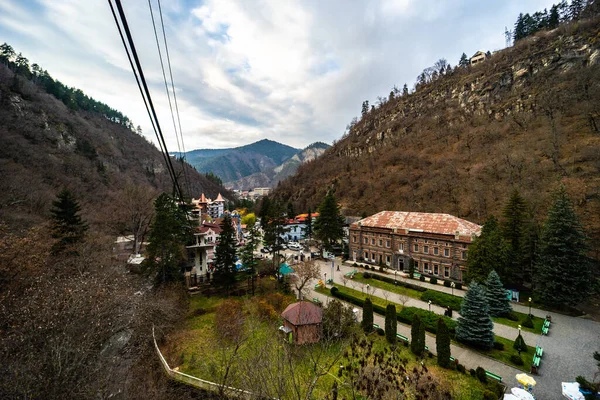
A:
[275, 18, 600, 257]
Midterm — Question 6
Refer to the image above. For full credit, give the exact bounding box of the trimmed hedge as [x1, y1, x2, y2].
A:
[329, 287, 456, 335]
[367, 272, 427, 292]
[420, 290, 463, 311]
[429, 277, 438, 285]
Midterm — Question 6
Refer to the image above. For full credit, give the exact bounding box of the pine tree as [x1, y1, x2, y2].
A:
[305, 208, 313, 241]
[214, 214, 238, 293]
[466, 216, 510, 284]
[500, 190, 528, 284]
[408, 258, 415, 278]
[534, 186, 592, 307]
[362, 298, 374, 333]
[459, 52, 469, 67]
[402, 83, 409, 96]
[146, 193, 189, 284]
[513, 334, 529, 353]
[548, 5, 560, 28]
[411, 314, 426, 355]
[456, 282, 495, 350]
[314, 191, 345, 252]
[385, 304, 397, 344]
[50, 188, 88, 254]
[361, 100, 369, 117]
[485, 270, 512, 317]
[513, 13, 526, 41]
[436, 318, 451, 368]
[569, 0, 584, 20]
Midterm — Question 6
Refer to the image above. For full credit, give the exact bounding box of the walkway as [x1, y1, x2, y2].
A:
[317, 259, 600, 400]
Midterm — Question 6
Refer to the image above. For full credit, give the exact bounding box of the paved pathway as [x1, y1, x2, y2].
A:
[315, 259, 600, 400]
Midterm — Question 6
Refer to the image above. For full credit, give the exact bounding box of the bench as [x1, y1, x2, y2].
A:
[485, 371, 503, 382]
[532, 355, 541, 368]
[449, 356, 456, 363]
[396, 334, 409, 343]
[373, 323, 380, 329]
[535, 346, 543, 358]
[424, 345, 429, 351]
[544, 320, 551, 329]
[312, 297, 322, 305]
[414, 273, 422, 278]
[542, 326, 549, 335]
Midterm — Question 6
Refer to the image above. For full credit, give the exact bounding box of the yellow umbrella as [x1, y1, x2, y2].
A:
[516, 373, 537, 387]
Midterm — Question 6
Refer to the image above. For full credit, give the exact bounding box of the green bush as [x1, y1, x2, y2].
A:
[379, 266, 384, 272]
[493, 341, 505, 350]
[476, 367, 487, 383]
[430, 277, 438, 285]
[420, 290, 462, 310]
[469, 368, 476, 377]
[330, 287, 339, 295]
[443, 280, 452, 287]
[457, 364, 466, 373]
[510, 354, 524, 365]
[455, 283, 463, 290]
[513, 334, 529, 353]
[522, 315, 534, 328]
[419, 275, 426, 282]
[352, 263, 358, 268]
[367, 271, 427, 292]
[377, 328, 385, 336]
[507, 312, 519, 321]
[363, 272, 372, 279]
[482, 390, 496, 400]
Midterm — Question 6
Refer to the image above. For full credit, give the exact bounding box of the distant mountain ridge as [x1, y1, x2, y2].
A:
[227, 142, 330, 190]
[181, 139, 300, 183]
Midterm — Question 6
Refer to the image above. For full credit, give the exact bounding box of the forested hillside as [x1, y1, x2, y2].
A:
[275, 16, 600, 257]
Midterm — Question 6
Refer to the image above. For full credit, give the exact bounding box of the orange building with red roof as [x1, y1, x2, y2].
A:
[349, 211, 482, 282]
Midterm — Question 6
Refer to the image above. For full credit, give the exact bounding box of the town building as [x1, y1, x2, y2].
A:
[348, 211, 481, 282]
[470, 50, 487, 65]
[280, 213, 319, 242]
[190, 193, 226, 220]
[185, 222, 222, 287]
[280, 301, 323, 345]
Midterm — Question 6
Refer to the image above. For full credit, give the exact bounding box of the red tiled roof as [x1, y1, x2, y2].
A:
[281, 301, 322, 326]
[354, 211, 481, 238]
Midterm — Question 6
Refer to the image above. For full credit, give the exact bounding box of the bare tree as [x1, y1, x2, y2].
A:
[341, 275, 349, 287]
[382, 289, 391, 304]
[398, 292, 411, 308]
[290, 259, 321, 300]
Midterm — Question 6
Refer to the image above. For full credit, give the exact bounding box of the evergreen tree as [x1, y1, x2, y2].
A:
[408, 258, 415, 278]
[436, 318, 451, 368]
[287, 202, 295, 219]
[410, 314, 426, 355]
[213, 214, 238, 293]
[514, 13, 526, 41]
[456, 282, 495, 350]
[485, 270, 512, 317]
[548, 4, 560, 28]
[513, 334, 529, 353]
[50, 188, 88, 254]
[305, 208, 313, 241]
[146, 193, 189, 284]
[466, 216, 510, 284]
[240, 219, 260, 278]
[385, 304, 397, 344]
[402, 83, 409, 96]
[534, 186, 592, 307]
[314, 191, 345, 252]
[361, 100, 369, 117]
[361, 298, 374, 333]
[500, 189, 528, 284]
[570, 0, 584, 19]
[459, 52, 469, 68]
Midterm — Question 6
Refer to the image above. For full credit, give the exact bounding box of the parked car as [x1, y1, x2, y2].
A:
[288, 242, 302, 251]
[260, 247, 271, 253]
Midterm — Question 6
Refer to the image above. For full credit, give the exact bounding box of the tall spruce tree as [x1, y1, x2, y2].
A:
[305, 208, 313, 241]
[436, 318, 451, 368]
[385, 304, 397, 344]
[213, 214, 238, 293]
[411, 314, 426, 355]
[146, 193, 189, 284]
[314, 191, 345, 251]
[50, 188, 88, 254]
[459, 52, 469, 67]
[456, 282, 495, 350]
[485, 270, 512, 317]
[362, 298, 374, 333]
[534, 186, 592, 307]
[501, 189, 528, 284]
[466, 216, 510, 284]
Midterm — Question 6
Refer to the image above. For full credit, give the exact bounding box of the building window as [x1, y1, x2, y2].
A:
[352, 236, 356, 243]
[371, 253, 375, 262]
[386, 240, 390, 248]
[415, 261, 419, 269]
[414, 244, 419, 252]
[424, 262, 429, 273]
[444, 248, 450, 257]
[444, 266, 449, 277]
[462, 243, 467, 249]
[425, 239, 429, 244]
[379, 239, 383, 247]
[399, 242, 404, 251]
[434, 264, 439, 275]
[386, 255, 390, 265]
[424, 246, 429, 254]
[462, 251, 467, 260]
[364, 251, 368, 259]
[433, 247, 438, 255]
[364, 238, 367, 244]
[372, 238, 375, 245]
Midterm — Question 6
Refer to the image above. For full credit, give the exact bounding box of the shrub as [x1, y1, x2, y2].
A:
[377, 328, 385, 336]
[513, 334, 529, 353]
[420, 290, 462, 311]
[476, 367, 488, 383]
[361, 298, 374, 333]
[398, 307, 457, 335]
[369, 272, 427, 292]
[482, 390, 496, 400]
[522, 315, 534, 328]
[352, 263, 358, 268]
[363, 272, 372, 279]
[507, 312, 520, 321]
[420, 275, 425, 282]
[510, 354, 524, 365]
[385, 304, 397, 344]
[457, 364, 466, 373]
[493, 341, 505, 351]
[330, 287, 339, 295]
[469, 368, 476, 377]
[379, 266, 384, 272]
[443, 280, 451, 287]
[430, 277, 438, 285]
[436, 318, 451, 368]
[455, 283, 463, 290]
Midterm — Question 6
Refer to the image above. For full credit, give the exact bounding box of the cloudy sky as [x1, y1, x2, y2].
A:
[0, 0, 555, 151]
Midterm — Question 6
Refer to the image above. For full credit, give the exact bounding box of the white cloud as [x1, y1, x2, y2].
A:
[0, 0, 557, 150]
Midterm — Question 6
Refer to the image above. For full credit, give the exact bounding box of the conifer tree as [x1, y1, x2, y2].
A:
[501, 189, 528, 284]
[513, 334, 529, 353]
[514, 13, 526, 41]
[214, 214, 238, 293]
[402, 83, 409, 96]
[305, 208, 313, 241]
[436, 318, 451, 368]
[466, 216, 510, 283]
[456, 282, 495, 350]
[385, 304, 397, 344]
[146, 193, 189, 284]
[534, 186, 592, 307]
[459, 52, 469, 67]
[50, 188, 88, 254]
[411, 314, 426, 355]
[485, 270, 512, 317]
[361, 298, 374, 333]
[314, 191, 345, 252]
[408, 258, 415, 278]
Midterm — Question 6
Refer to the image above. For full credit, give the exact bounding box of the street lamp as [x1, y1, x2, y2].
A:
[451, 281, 456, 296]
[517, 325, 522, 355]
[331, 255, 335, 285]
[428, 300, 432, 312]
[394, 270, 397, 285]
[366, 284, 370, 298]
[324, 272, 327, 284]
[528, 297, 532, 317]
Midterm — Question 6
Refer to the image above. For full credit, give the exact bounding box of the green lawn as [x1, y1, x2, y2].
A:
[351, 273, 425, 298]
[493, 313, 545, 334]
